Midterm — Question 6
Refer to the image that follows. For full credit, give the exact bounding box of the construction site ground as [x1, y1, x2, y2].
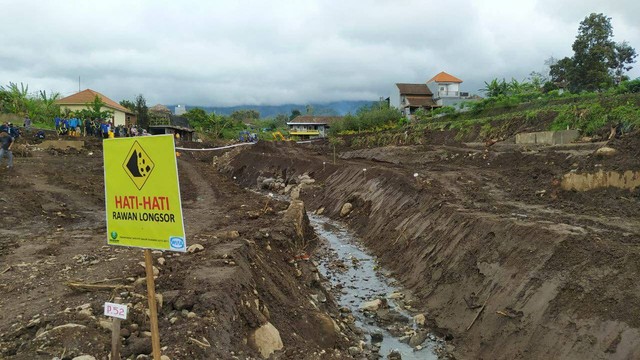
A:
[224, 134, 640, 360]
[1, 131, 640, 360]
[0, 137, 358, 359]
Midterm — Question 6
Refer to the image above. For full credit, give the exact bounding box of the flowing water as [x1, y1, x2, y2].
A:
[310, 214, 439, 359]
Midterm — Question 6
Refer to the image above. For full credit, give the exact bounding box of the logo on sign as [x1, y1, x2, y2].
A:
[170, 236, 185, 249]
[110, 231, 118, 240]
[122, 141, 155, 190]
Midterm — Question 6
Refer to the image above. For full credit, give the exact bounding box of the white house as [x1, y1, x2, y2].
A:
[426, 71, 473, 107]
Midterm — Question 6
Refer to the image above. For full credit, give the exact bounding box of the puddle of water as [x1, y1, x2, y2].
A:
[310, 214, 439, 360]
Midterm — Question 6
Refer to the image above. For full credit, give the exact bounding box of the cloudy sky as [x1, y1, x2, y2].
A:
[2, 0, 639, 107]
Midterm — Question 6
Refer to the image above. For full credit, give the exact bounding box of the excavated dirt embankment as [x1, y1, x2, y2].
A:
[0, 142, 361, 360]
[224, 141, 640, 360]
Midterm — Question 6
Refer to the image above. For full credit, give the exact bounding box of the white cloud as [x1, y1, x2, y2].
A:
[1, 0, 638, 106]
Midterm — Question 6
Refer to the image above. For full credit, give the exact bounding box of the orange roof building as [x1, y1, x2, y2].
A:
[395, 71, 475, 117]
[427, 71, 463, 84]
[56, 89, 135, 126]
[426, 71, 469, 102]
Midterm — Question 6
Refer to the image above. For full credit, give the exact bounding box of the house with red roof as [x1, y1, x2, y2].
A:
[56, 89, 136, 126]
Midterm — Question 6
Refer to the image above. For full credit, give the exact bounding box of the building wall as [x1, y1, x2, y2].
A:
[433, 82, 460, 97]
[61, 105, 127, 126]
[175, 105, 186, 116]
[515, 130, 580, 145]
[288, 124, 327, 138]
[438, 97, 477, 109]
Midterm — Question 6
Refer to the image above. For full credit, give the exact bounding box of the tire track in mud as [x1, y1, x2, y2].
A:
[177, 159, 219, 236]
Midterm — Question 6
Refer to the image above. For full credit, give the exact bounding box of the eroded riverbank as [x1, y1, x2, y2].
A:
[311, 214, 445, 359]
[222, 140, 640, 359]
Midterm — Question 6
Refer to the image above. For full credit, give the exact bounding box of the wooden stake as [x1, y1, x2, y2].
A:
[144, 249, 162, 360]
[333, 145, 336, 165]
[111, 297, 122, 360]
[466, 290, 493, 331]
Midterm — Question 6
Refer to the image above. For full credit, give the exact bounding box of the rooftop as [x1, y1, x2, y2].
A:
[405, 96, 438, 107]
[396, 83, 433, 95]
[287, 115, 342, 125]
[427, 71, 463, 84]
[56, 89, 131, 113]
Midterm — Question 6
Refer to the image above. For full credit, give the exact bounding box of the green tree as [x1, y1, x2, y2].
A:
[549, 57, 575, 89]
[289, 109, 301, 120]
[557, 13, 637, 92]
[570, 13, 617, 91]
[183, 108, 209, 130]
[480, 78, 509, 97]
[612, 41, 638, 83]
[135, 94, 149, 129]
[77, 95, 114, 120]
[0, 89, 10, 113]
[209, 113, 236, 139]
[255, 114, 288, 131]
[1, 82, 29, 115]
[229, 109, 260, 122]
[119, 100, 136, 112]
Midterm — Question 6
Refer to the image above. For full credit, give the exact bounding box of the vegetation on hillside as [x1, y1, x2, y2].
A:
[183, 107, 251, 140]
[0, 82, 60, 127]
[329, 102, 405, 135]
[328, 14, 637, 143]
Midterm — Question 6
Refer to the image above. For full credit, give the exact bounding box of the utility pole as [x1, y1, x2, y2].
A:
[78, 76, 81, 92]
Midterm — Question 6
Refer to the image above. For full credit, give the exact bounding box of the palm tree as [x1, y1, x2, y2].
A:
[480, 78, 509, 98]
[1, 82, 30, 115]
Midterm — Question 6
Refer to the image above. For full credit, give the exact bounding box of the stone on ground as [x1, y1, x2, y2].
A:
[340, 202, 353, 217]
[248, 322, 284, 358]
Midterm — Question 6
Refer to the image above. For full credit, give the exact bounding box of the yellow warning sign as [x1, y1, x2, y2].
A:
[103, 135, 186, 252]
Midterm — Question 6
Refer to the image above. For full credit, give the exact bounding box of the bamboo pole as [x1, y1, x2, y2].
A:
[144, 249, 162, 360]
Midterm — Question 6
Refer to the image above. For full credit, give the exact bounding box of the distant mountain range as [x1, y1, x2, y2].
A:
[165, 100, 376, 118]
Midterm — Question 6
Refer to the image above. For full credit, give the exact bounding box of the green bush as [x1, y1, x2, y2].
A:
[330, 103, 403, 135]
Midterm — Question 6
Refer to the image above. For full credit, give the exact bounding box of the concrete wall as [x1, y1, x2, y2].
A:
[515, 130, 580, 145]
[562, 170, 640, 191]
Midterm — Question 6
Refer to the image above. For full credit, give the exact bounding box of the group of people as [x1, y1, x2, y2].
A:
[0, 121, 20, 170]
[54, 116, 147, 139]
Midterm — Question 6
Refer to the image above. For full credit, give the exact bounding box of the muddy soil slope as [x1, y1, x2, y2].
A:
[0, 138, 360, 359]
[224, 137, 640, 360]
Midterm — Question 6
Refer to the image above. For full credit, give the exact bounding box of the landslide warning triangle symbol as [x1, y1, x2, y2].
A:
[122, 141, 155, 190]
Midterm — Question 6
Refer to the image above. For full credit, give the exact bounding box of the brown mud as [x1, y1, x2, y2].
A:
[224, 134, 640, 360]
[0, 137, 366, 359]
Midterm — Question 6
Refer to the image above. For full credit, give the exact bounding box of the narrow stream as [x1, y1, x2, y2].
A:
[309, 214, 439, 359]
